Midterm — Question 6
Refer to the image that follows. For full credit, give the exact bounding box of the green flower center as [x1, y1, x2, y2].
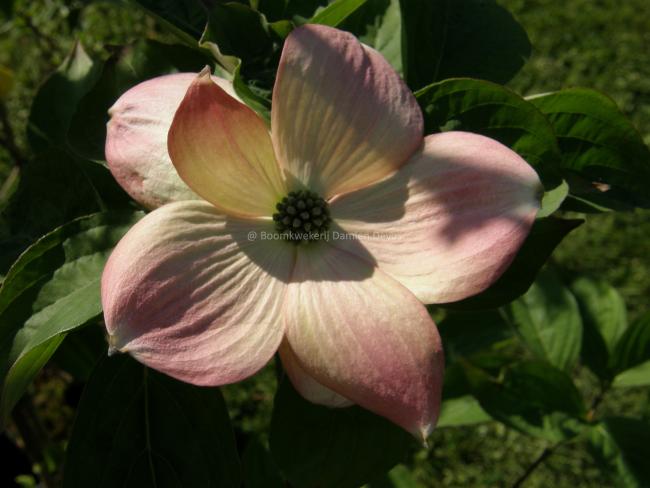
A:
[273, 190, 331, 243]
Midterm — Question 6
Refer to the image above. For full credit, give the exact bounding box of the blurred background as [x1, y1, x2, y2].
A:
[0, 0, 649, 486]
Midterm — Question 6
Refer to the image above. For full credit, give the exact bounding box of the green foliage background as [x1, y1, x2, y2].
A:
[0, 0, 648, 487]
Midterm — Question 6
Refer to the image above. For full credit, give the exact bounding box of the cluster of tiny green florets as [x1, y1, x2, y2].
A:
[272, 190, 331, 243]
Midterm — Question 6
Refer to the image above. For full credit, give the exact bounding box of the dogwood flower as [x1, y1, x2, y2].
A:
[101, 24, 541, 440]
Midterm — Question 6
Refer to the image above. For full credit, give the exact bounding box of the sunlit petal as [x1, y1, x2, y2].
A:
[284, 243, 444, 440]
[279, 340, 353, 408]
[168, 69, 286, 217]
[332, 131, 542, 304]
[105, 73, 237, 208]
[272, 24, 423, 197]
[101, 200, 295, 385]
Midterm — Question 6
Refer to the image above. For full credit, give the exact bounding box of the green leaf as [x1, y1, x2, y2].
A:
[268, 19, 294, 39]
[400, 0, 531, 90]
[310, 0, 368, 26]
[589, 417, 650, 487]
[610, 312, 650, 376]
[241, 438, 284, 488]
[437, 309, 512, 359]
[201, 3, 277, 105]
[132, 0, 208, 43]
[437, 309, 520, 401]
[52, 323, 107, 382]
[415, 78, 560, 181]
[612, 360, 650, 388]
[202, 2, 274, 71]
[68, 40, 210, 162]
[0, 211, 142, 426]
[340, 0, 402, 73]
[63, 354, 241, 487]
[570, 277, 627, 380]
[270, 378, 414, 488]
[504, 268, 583, 372]
[529, 88, 650, 209]
[233, 62, 272, 123]
[465, 361, 586, 442]
[2, 336, 65, 425]
[250, 0, 290, 22]
[0, 150, 130, 274]
[27, 43, 102, 152]
[366, 464, 424, 488]
[437, 395, 491, 428]
[537, 179, 569, 218]
[446, 217, 583, 310]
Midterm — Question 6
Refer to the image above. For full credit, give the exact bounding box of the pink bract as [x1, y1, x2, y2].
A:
[102, 24, 542, 440]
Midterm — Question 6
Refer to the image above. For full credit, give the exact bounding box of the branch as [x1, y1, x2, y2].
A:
[511, 444, 559, 488]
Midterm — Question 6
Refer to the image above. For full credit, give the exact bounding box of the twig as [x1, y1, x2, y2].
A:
[511, 444, 559, 488]
[587, 380, 610, 422]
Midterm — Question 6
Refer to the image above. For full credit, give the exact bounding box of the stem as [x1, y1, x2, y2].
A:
[511, 444, 558, 488]
[587, 379, 610, 422]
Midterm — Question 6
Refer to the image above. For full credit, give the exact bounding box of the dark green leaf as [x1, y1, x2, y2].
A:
[0, 150, 131, 274]
[504, 268, 583, 372]
[252, 0, 327, 21]
[270, 378, 413, 488]
[589, 417, 650, 487]
[242, 438, 284, 488]
[27, 43, 102, 152]
[416, 78, 564, 204]
[437, 309, 512, 359]
[310, 0, 368, 27]
[202, 3, 274, 71]
[415, 78, 560, 181]
[465, 361, 586, 442]
[445, 217, 583, 310]
[132, 0, 208, 43]
[530, 89, 650, 209]
[571, 277, 627, 380]
[68, 40, 211, 162]
[610, 312, 650, 376]
[233, 62, 272, 123]
[400, 0, 531, 90]
[250, 0, 290, 22]
[63, 355, 241, 487]
[437, 309, 521, 401]
[340, 0, 402, 73]
[0, 211, 142, 426]
[201, 2, 277, 104]
[52, 321, 107, 382]
[366, 464, 424, 488]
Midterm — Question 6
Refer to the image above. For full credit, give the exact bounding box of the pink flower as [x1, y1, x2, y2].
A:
[101, 24, 541, 440]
